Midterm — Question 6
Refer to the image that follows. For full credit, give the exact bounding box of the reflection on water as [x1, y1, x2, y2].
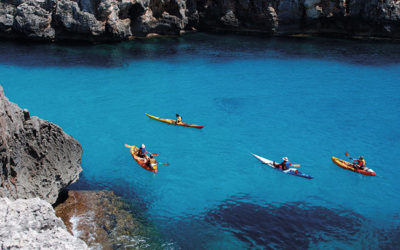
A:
[1, 34, 400, 68]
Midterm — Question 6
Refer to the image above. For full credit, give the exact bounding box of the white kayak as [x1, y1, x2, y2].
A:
[251, 153, 313, 179]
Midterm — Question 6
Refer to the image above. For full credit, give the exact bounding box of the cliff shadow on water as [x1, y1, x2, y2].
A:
[1, 34, 400, 68]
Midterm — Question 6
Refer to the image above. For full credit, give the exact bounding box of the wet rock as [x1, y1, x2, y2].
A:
[55, 190, 153, 249]
[0, 197, 88, 249]
[0, 85, 83, 204]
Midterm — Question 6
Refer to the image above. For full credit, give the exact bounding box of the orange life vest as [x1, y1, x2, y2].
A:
[357, 159, 365, 167]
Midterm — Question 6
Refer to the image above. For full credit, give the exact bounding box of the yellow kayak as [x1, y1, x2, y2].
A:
[145, 113, 204, 129]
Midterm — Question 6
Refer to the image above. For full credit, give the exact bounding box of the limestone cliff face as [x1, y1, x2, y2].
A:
[0, 197, 88, 249]
[0, 86, 82, 204]
[0, 0, 399, 41]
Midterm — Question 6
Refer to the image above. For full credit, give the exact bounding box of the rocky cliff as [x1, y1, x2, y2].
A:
[0, 85, 82, 205]
[0, 0, 399, 42]
[0, 197, 88, 249]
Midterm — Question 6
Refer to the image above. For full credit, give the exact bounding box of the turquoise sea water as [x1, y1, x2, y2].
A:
[1, 34, 400, 249]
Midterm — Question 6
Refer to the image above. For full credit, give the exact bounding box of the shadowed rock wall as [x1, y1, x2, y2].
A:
[0, 0, 399, 41]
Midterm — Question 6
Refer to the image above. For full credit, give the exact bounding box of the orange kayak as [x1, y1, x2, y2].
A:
[145, 113, 204, 129]
[128, 145, 158, 173]
[331, 157, 376, 176]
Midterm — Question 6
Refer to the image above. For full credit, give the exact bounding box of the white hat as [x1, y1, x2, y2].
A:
[282, 157, 288, 161]
[141, 144, 145, 148]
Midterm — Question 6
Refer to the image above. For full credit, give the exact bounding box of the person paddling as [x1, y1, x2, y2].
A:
[274, 157, 292, 170]
[147, 155, 157, 170]
[175, 114, 182, 124]
[351, 156, 366, 170]
[137, 144, 147, 158]
[345, 153, 366, 170]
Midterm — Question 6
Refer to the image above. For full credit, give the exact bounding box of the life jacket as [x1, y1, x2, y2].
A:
[137, 147, 146, 157]
[357, 159, 365, 167]
[282, 161, 291, 170]
[177, 116, 182, 123]
[149, 158, 157, 169]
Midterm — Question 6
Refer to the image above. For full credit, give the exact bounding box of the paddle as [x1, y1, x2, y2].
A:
[124, 144, 158, 156]
[272, 162, 300, 167]
[345, 152, 361, 170]
[345, 152, 354, 161]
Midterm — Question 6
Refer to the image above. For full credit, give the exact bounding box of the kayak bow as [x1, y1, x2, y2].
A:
[251, 153, 313, 179]
[145, 113, 204, 129]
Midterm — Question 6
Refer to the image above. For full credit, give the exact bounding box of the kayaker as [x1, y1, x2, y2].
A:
[137, 144, 147, 158]
[274, 157, 292, 170]
[175, 114, 182, 124]
[147, 155, 157, 170]
[352, 156, 366, 170]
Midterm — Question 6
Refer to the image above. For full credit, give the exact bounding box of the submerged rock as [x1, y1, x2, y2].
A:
[0, 85, 83, 205]
[0, 197, 88, 249]
[55, 190, 155, 249]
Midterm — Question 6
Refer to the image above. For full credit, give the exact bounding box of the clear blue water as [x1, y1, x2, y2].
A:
[1, 34, 400, 249]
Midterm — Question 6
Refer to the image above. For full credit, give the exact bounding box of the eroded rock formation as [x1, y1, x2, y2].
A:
[0, 197, 88, 249]
[0, 85, 82, 204]
[0, 0, 399, 41]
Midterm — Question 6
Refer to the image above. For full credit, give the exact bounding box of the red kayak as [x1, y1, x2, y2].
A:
[331, 157, 376, 176]
[126, 144, 157, 173]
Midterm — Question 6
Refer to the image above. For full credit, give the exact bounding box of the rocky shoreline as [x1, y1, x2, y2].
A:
[0, 197, 89, 249]
[0, 85, 82, 204]
[0, 85, 160, 248]
[0, 84, 132, 249]
[0, 0, 399, 43]
[0, 85, 88, 248]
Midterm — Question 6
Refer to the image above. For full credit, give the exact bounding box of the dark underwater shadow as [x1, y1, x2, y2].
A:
[378, 224, 400, 250]
[204, 199, 364, 249]
[157, 195, 369, 249]
[1, 33, 400, 68]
